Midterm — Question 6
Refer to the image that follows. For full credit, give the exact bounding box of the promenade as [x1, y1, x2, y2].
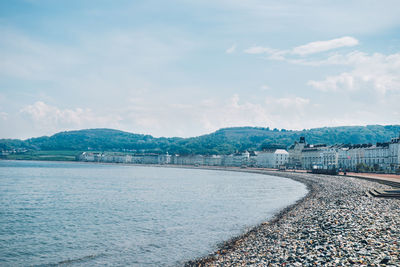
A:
[185, 170, 400, 266]
[341, 172, 400, 186]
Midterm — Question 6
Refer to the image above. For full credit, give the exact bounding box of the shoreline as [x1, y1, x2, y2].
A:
[183, 171, 316, 267]
[183, 170, 400, 266]
[182, 170, 317, 266]
[2, 160, 400, 265]
[3, 160, 311, 266]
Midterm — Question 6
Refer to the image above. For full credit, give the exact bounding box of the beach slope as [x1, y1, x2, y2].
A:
[185, 171, 400, 266]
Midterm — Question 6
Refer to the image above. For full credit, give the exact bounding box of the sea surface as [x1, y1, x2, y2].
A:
[0, 160, 307, 266]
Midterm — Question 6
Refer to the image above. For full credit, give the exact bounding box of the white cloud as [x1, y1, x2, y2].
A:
[244, 36, 358, 61]
[243, 37, 400, 98]
[0, 27, 193, 94]
[244, 46, 275, 54]
[207, 1, 400, 36]
[2, 90, 398, 139]
[244, 46, 287, 60]
[308, 52, 400, 94]
[292, 36, 359, 56]
[225, 44, 236, 54]
[196, 94, 313, 133]
[1, 2, 400, 139]
[109, 94, 315, 136]
[0, 112, 8, 120]
[20, 101, 122, 135]
[308, 73, 355, 92]
[272, 96, 310, 108]
[0, 28, 83, 81]
[243, 36, 359, 60]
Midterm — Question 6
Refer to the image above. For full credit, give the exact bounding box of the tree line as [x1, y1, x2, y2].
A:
[1, 125, 399, 155]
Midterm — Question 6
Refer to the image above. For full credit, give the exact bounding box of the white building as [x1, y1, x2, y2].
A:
[77, 133, 400, 173]
[203, 155, 222, 166]
[79, 152, 132, 163]
[158, 153, 171, 164]
[301, 145, 327, 170]
[79, 152, 97, 162]
[233, 151, 250, 167]
[364, 144, 389, 170]
[303, 133, 400, 173]
[288, 137, 306, 168]
[222, 154, 234, 166]
[389, 136, 400, 171]
[321, 146, 339, 169]
[174, 155, 204, 165]
[222, 152, 250, 167]
[328, 143, 395, 172]
[256, 149, 289, 168]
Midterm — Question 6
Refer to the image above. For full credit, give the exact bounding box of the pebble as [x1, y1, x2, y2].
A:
[184, 171, 400, 266]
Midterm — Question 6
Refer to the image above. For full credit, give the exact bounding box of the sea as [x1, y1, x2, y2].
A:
[0, 160, 307, 266]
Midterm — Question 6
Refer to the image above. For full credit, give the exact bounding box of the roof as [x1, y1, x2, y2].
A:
[258, 149, 288, 154]
[275, 149, 289, 154]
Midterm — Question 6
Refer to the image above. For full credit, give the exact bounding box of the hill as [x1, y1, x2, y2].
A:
[1, 125, 400, 157]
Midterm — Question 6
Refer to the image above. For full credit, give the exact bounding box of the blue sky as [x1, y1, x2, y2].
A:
[1, 0, 400, 139]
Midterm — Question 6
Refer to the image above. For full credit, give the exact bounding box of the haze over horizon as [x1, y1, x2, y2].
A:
[1, 1, 400, 139]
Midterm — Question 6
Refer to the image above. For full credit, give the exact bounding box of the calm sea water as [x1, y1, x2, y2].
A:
[0, 160, 307, 266]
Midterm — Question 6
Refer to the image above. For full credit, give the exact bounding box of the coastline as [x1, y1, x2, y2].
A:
[182, 170, 316, 266]
[2, 160, 310, 266]
[2, 160, 400, 265]
[183, 170, 400, 266]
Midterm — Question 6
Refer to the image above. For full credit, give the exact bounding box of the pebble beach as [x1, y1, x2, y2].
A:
[185, 171, 400, 266]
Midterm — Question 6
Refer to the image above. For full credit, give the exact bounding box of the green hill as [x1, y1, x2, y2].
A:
[1, 125, 400, 158]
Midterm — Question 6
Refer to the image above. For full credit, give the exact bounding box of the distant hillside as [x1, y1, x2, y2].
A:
[0, 128, 182, 153]
[1, 125, 400, 156]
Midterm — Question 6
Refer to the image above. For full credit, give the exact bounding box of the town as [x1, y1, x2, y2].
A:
[79, 133, 400, 174]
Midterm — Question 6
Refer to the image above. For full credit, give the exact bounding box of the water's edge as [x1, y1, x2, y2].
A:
[0, 160, 310, 266]
[181, 168, 314, 266]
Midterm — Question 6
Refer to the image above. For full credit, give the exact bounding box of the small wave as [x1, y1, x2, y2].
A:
[36, 253, 106, 267]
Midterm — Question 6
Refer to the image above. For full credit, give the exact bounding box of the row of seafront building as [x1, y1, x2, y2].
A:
[78, 149, 289, 169]
[78, 133, 400, 173]
[289, 134, 400, 172]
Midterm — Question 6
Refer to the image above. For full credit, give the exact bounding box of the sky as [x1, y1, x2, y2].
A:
[1, 0, 400, 139]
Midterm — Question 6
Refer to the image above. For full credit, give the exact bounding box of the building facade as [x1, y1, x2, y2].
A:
[291, 134, 400, 173]
[256, 149, 289, 168]
[77, 133, 400, 174]
[288, 137, 306, 168]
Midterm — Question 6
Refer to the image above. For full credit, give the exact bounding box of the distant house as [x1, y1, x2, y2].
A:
[256, 149, 289, 168]
[389, 135, 400, 171]
[288, 137, 306, 168]
[222, 151, 250, 167]
[288, 132, 400, 173]
[158, 153, 171, 164]
[79, 152, 101, 162]
[248, 151, 258, 167]
[77, 133, 400, 173]
[301, 144, 329, 170]
[234, 151, 250, 167]
[173, 154, 204, 166]
[203, 155, 222, 166]
[141, 154, 159, 164]
[338, 137, 400, 172]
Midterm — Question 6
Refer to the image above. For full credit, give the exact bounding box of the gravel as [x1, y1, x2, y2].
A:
[184, 171, 400, 266]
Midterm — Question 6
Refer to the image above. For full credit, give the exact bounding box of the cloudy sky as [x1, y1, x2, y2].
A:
[1, 0, 400, 139]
